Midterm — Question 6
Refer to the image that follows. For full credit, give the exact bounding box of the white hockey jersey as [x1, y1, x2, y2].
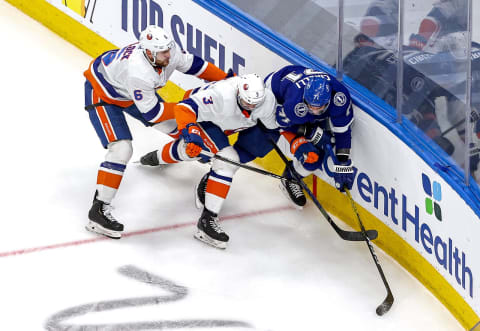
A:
[84, 42, 225, 124]
[177, 77, 278, 133]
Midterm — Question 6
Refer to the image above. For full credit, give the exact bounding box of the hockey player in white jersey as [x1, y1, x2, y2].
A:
[84, 25, 233, 239]
[408, 0, 467, 54]
[359, 0, 399, 50]
[139, 74, 277, 249]
[408, 0, 471, 156]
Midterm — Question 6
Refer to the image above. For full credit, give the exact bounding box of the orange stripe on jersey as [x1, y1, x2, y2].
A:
[183, 89, 193, 100]
[418, 18, 438, 41]
[96, 105, 117, 142]
[161, 141, 178, 164]
[84, 59, 133, 108]
[153, 102, 176, 123]
[97, 170, 123, 189]
[199, 129, 219, 154]
[280, 131, 296, 144]
[206, 179, 230, 199]
[197, 62, 227, 81]
[169, 131, 181, 140]
[174, 104, 197, 131]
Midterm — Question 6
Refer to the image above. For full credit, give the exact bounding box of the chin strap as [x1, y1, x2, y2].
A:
[236, 99, 252, 118]
[143, 50, 157, 66]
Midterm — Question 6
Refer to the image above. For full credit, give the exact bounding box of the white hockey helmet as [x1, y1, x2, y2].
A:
[237, 73, 266, 111]
[139, 25, 174, 60]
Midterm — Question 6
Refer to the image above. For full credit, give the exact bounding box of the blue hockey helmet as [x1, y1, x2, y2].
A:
[303, 76, 331, 114]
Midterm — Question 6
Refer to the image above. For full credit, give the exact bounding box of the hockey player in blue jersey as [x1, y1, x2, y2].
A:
[263, 65, 355, 206]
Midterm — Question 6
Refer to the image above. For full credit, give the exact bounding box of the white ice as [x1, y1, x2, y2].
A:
[0, 2, 464, 330]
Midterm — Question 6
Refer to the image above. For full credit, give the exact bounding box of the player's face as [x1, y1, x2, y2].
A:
[239, 98, 261, 111]
[307, 103, 328, 115]
[154, 49, 171, 67]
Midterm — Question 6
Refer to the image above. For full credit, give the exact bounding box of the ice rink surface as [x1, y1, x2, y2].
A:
[0, 1, 464, 330]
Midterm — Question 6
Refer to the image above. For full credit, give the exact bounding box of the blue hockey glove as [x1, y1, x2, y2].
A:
[290, 136, 320, 165]
[181, 123, 206, 158]
[333, 159, 354, 192]
[325, 143, 354, 192]
[226, 68, 236, 78]
[409, 33, 427, 50]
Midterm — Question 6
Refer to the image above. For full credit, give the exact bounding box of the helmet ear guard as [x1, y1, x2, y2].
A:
[139, 25, 174, 64]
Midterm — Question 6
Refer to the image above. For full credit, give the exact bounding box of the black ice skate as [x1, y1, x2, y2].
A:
[194, 173, 209, 209]
[86, 194, 124, 239]
[194, 208, 229, 249]
[279, 163, 306, 209]
[140, 150, 160, 166]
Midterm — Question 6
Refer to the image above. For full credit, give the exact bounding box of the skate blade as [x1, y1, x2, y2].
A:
[86, 221, 122, 239]
[194, 230, 227, 249]
[278, 183, 304, 210]
[134, 160, 169, 169]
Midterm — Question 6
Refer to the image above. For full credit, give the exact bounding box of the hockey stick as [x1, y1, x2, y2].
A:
[134, 150, 293, 182]
[439, 106, 480, 137]
[345, 188, 394, 315]
[260, 130, 378, 241]
[440, 118, 465, 137]
[198, 150, 292, 182]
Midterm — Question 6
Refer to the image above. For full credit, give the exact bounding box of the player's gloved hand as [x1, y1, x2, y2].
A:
[306, 126, 334, 149]
[470, 107, 480, 123]
[333, 159, 355, 192]
[325, 144, 354, 192]
[290, 136, 320, 165]
[226, 68, 236, 78]
[181, 123, 205, 158]
[409, 33, 427, 50]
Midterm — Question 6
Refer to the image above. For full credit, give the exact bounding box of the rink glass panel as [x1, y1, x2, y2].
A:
[227, 0, 477, 186]
[340, 0, 400, 127]
[227, 0, 340, 66]
[401, 0, 473, 184]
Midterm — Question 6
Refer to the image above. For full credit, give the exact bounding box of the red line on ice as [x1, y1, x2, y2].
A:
[0, 205, 294, 258]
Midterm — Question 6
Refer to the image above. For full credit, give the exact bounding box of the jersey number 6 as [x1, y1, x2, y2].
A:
[133, 90, 143, 101]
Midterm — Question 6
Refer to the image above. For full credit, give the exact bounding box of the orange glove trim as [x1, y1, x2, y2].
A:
[186, 143, 202, 158]
[290, 136, 319, 164]
[197, 62, 228, 81]
[305, 152, 319, 163]
[290, 136, 308, 155]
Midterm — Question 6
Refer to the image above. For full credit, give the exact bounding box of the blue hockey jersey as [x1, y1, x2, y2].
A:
[267, 65, 354, 150]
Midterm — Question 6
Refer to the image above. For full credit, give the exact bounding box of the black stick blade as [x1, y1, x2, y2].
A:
[338, 229, 378, 241]
[365, 229, 378, 240]
[376, 292, 394, 316]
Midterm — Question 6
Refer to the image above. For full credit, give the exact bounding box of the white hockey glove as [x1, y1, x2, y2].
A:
[306, 126, 334, 149]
